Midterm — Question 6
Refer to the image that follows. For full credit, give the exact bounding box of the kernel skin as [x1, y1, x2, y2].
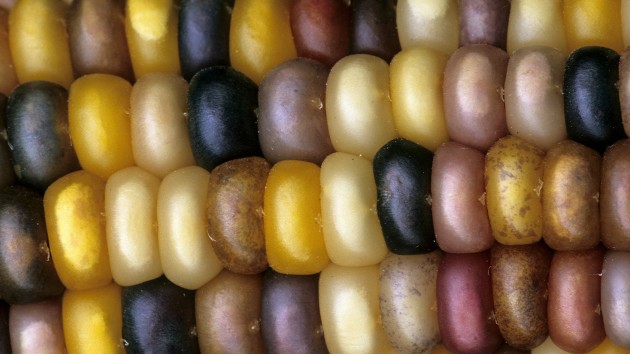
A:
[0, 95, 15, 189]
[8, 0, 73, 88]
[187, 66, 261, 172]
[485, 135, 545, 245]
[6, 81, 80, 191]
[105, 166, 163, 287]
[588, 337, 630, 354]
[601, 251, 630, 349]
[326, 54, 397, 161]
[258, 58, 334, 165]
[264, 160, 329, 275]
[260, 270, 327, 354]
[617, 46, 630, 137]
[0, 9, 17, 95]
[44, 170, 112, 291]
[491, 242, 552, 350]
[374, 138, 437, 255]
[443, 44, 509, 152]
[0, 185, 64, 304]
[506, 0, 567, 55]
[547, 248, 606, 353]
[158, 166, 223, 290]
[563, 0, 624, 54]
[207, 157, 270, 275]
[432, 141, 494, 253]
[196, 270, 265, 354]
[290, 0, 350, 67]
[9, 298, 65, 353]
[229, 0, 297, 84]
[458, 0, 510, 50]
[396, 0, 459, 55]
[564, 46, 625, 154]
[67, 0, 134, 81]
[390, 47, 449, 152]
[350, 0, 400, 62]
[130, 73, 195, 178]
[319, 264, 397, 354]
[122, 276, 199, 354]
[125, 0, 180, 78]
[320, 152, 388, 267]
[380, 252, 442, 354]
[62, 283, 125, 354]
[601, 140, 630, 250]
[437, 251, 503, 354]
[504, 46, 567, 151]
[542, 140, 601, 251]
[178, 0, 233, 81]
[68, 74, 134, 180]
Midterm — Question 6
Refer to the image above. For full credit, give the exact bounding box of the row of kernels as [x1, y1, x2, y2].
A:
[6, 248, 629, 353]
[5, 0, 630, 96]
[1, 40, 630, 262]
[43, 165, 223, 292]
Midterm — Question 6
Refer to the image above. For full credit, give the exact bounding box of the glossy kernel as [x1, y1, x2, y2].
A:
[506, 0, 567, 55]
[504, 46, 567, 151]
[196, 270, 264, 354]
[437, 251, 503, 353]
[0, 186, 64, 304]
[432, 141, 494, 253]
[105, 166, 162, 287]
[0, 9, 18, 95]
[8, 0, 73, 88]
[125, 0, 180, 78]
[9, 298, 65, 353]
[601, 139, 630, 250]
[229, 0, 296, 84]
[542, 140, 601, 251]
[390, 47, 449, 151]
[258, 58, 334, 165]
[564, 46, 625, 154]
[563, 0, 624, 54]
[68, 74, 134, 180]
[158, 166, 223, 290]
[260, 270, 326, 354]
[67, 0, 134, 81]
[130, 73, 195, 178]
[443, 44, 509, 152]
[264, 160, 329, 275]
[62, 283, 124, 354]
[122, 276, 199, 353]
[326, 54, 397, 161]
[374, 138, 436, 254]
[6, 81, 80, 191]
[44, 171, 111, 291]
[458, 0, 510, 49]
[319, 264, 395, 354]
[485, 135, 545, 245]
[320, 152, 387, 266]
[396, 0, 459, 55]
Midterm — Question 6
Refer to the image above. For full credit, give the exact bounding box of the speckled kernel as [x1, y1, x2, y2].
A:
[542, 140, 601, 251]
[485, 135, 545, 245]
[379, 251, 441, 354]
[491, 242, 552, 350]
[207, 157, 270, 275]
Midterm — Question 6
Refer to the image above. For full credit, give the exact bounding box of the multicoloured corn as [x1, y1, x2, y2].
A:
[0, 1, 629, 353]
